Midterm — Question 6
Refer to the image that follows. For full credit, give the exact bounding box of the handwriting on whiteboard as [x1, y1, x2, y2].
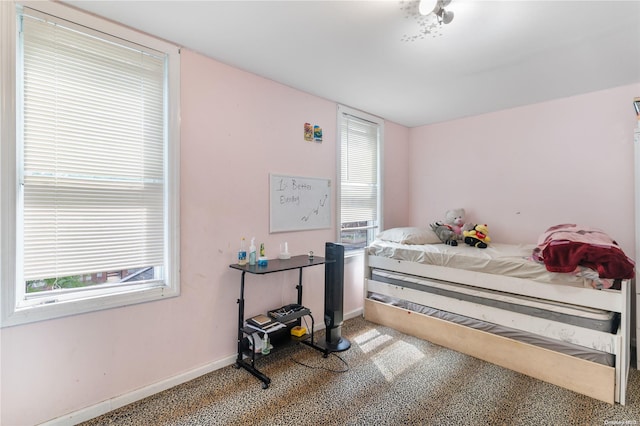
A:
[270, 174, 331, 233]
[301, 193, 329, 222]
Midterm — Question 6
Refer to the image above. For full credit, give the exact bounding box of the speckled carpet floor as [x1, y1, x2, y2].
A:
[81, 316, 640, 425]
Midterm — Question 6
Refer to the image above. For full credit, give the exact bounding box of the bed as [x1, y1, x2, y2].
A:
[363, 226, 633, 404]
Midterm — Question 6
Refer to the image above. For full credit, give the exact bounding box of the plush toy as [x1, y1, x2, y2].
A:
[430, 222, 458, 246]
[463, 224, 491, 249]
[444, 208, 467, 238]
[430, 208, 469, 245]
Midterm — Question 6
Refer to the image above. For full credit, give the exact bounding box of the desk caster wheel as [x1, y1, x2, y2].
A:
[262, 382, 269, 389]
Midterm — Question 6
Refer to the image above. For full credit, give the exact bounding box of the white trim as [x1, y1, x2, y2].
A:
[1, 1, 181, 327]
[634, 126, 640, 369]
[0, 0, 18, 329]
[41, 355, 237, 426]
[3, 285, 179, 327]
[336, 104, 384, 249]
[18, 1, 177, 55]
[337, 104, 382, 128]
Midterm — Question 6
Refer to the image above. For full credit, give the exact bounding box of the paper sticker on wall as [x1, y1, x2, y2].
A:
[313, 125, 322, 142]
[304, 123, 313, 141]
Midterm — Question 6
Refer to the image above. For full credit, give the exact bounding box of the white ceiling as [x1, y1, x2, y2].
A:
[63, 0, 640, 128]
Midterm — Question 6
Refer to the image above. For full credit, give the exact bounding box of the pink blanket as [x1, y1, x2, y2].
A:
[532, 224, 634, 280]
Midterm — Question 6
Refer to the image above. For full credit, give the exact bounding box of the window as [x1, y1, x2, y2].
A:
[0, 2, 180, 327]
[337, 105, 383, 253]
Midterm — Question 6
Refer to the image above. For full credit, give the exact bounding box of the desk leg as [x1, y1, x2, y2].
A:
[294, 267, 330, 356]
[296, 267, 303, 305]
[235, 271, 246, 366]
[234, 271, 272, 389]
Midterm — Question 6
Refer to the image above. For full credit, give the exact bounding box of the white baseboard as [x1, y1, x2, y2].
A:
[42, 309, 364, 425]
[41, 355, 237, 426]
[345, 307, 363, 321]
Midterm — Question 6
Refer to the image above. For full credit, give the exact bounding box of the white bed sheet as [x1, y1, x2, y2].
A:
[367, 240, 596, 289]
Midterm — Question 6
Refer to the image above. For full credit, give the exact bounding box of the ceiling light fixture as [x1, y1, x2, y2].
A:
[400, 0, 455, 42]
[419, 0, 454, 25]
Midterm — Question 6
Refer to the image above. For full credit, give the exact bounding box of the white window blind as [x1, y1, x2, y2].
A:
[20, 10, 166, 281]
[340, 113, 379, 225]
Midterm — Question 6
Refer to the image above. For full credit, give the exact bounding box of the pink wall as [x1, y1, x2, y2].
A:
[409, 83, 640, 257]
[383, 121, 411, 229]
[0, 49, 410, 425]
[3, 45, 636, 425]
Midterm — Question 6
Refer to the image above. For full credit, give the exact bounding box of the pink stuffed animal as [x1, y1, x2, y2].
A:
[445, 208, 467, 238]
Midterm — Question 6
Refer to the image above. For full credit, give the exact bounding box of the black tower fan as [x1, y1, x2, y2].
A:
[317, 242, 351, 353]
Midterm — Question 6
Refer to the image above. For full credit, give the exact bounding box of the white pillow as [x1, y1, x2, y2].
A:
[376, 227, 442, 245]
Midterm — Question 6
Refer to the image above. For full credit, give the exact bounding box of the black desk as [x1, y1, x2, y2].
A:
[229, 255, 329, 388]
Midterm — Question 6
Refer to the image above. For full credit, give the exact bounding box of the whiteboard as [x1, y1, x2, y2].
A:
[269, 174, 332, 233]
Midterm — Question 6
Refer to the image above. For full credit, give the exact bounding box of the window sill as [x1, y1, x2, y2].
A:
[2, 284, 179, 328]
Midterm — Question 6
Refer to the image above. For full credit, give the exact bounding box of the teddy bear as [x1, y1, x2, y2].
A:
[463, 224, 491, 248]
[431, 208, 472, 246]
[444, 208, 467, 238]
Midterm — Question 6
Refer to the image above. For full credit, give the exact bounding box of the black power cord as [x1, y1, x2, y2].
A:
[290, 316, 350, 373]
[290, 351, 349, 373]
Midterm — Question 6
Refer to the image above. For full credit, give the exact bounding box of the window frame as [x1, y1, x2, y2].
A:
[336, 104, 384, 256]
[1, 1, 181, 327]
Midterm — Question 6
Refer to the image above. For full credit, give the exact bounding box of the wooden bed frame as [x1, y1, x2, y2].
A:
[363, 253, 630, 405]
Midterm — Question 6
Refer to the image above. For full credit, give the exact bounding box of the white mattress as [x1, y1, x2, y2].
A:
[370, 269, 618, 332]
[367, 240, 597, 289]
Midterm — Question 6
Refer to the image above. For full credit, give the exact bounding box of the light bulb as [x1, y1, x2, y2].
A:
[418, 0, 438, 15]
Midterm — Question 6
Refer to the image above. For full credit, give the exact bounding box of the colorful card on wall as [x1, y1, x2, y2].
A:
[313, 125, 322, 142]
[304, 123, 313, 141]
